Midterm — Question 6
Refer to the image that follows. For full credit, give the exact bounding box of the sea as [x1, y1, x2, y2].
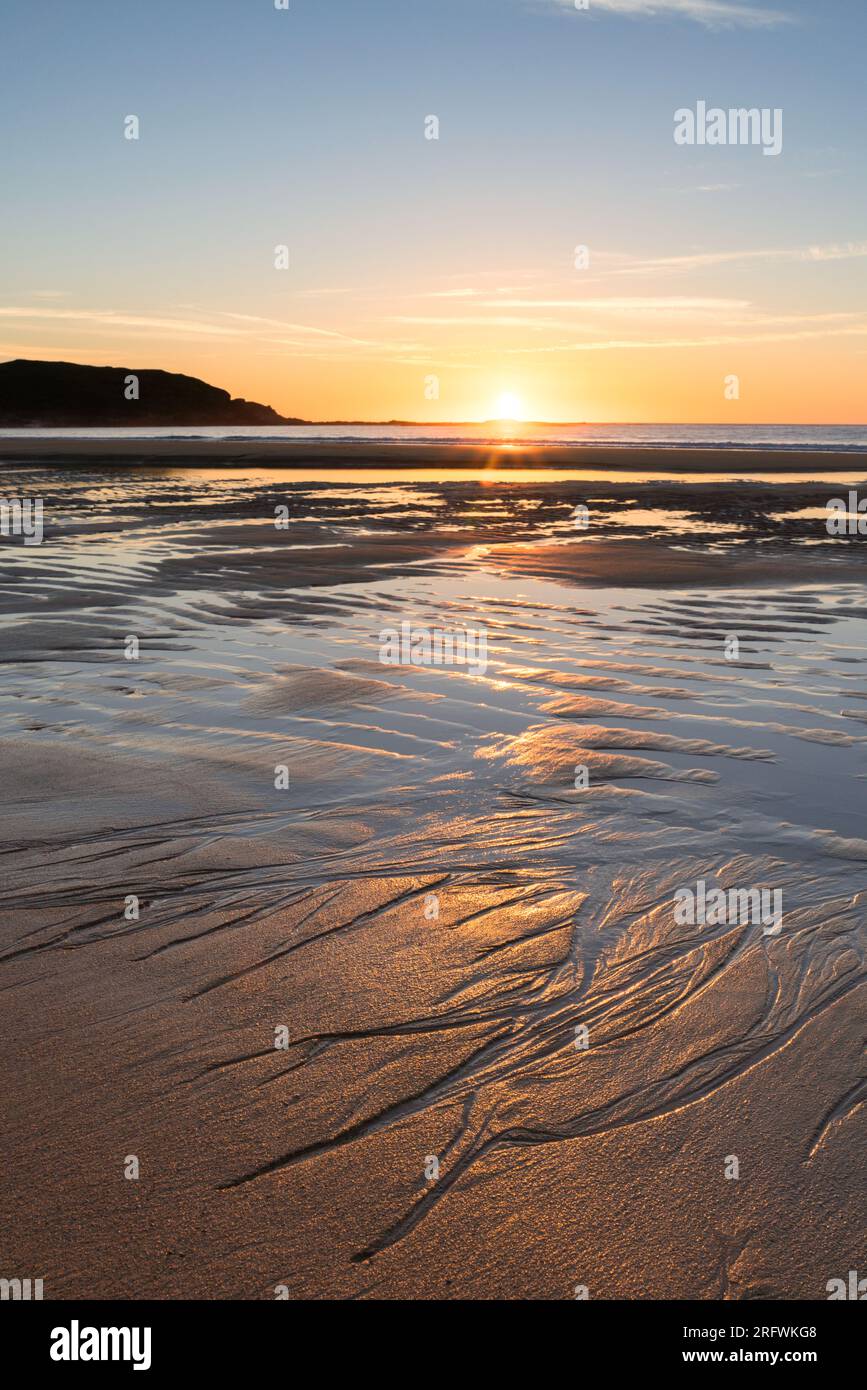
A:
[1, 423, 866, 449]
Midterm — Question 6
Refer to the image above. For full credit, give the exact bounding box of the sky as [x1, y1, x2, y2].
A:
[1, 0, 865, 422]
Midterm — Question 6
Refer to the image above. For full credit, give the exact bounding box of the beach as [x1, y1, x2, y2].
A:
[1, 436, 865, 473]
[0, 454, 865, 1299]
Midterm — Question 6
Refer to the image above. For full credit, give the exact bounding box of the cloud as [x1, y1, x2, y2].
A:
[426, 288, 484, 299]
[504, 323, 867, 353]
[0, 306, 386, 345]
[0, 305, 420, 361]
[473, 296, 752, 312]
[392, 298, 754, 328]
[552, 0, 793, 27]
[617, 241, 867, 274]
[0, 307, 242, 337]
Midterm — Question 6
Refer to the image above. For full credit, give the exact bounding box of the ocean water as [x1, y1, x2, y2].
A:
[1, 422, 867, 449]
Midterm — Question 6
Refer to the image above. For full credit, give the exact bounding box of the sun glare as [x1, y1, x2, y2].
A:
[494, 392, 524, 421]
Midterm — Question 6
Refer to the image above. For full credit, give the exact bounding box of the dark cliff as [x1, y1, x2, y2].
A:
[0, 360, 304, 426]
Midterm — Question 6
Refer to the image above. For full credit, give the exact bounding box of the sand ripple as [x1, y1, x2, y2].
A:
[0, 468, 864, 1298]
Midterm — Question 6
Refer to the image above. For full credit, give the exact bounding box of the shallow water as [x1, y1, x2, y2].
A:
[0, 467, 865, 1299]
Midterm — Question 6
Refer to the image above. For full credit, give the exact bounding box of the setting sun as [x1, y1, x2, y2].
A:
[493, 392, 524, 421]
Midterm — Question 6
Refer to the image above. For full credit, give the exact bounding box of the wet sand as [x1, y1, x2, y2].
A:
[0, 462, 865, 1299]
[0, 436, 865, 473]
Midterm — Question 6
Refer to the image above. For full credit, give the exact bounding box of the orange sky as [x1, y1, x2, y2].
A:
[3, 259, 865, 423]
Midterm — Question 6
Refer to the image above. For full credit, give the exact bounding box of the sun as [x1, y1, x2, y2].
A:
[493, 391, 524, 421]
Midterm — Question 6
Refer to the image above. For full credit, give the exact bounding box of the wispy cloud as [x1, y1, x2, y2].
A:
[504, 323, 867, 353]
[618, 241, 867, 273]
[0, 307, 243, 337]
[551, 0, 793, 27]
[472, 296, 751, 312]
[392, 315, 561, 329]
[0, 305, 386, 346]
[426, 288, 485, 299]
[0, 305, 421, 362]
[392, 298, 753, 328]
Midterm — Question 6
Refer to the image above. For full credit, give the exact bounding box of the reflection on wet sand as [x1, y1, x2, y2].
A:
[0, 467, 865, 1299]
